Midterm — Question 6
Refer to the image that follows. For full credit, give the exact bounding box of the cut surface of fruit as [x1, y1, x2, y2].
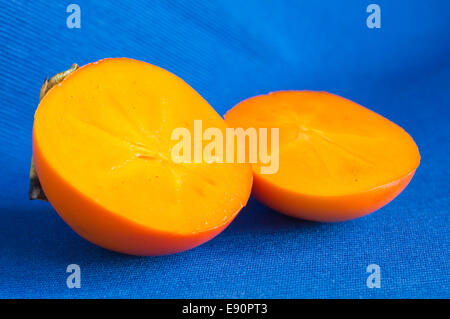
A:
[33, 58, 252, 255]
[225, 91, 420, 222]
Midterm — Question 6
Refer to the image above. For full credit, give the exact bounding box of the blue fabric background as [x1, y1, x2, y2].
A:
[0, 0, 449, 298]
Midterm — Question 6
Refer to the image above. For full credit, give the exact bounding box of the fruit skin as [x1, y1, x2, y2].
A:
[33, 130, 245, 256]
[252, 170, 415, 222]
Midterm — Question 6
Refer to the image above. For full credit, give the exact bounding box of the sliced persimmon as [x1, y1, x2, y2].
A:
[225, 91, 420, 222]
[33, 58, 252, 255]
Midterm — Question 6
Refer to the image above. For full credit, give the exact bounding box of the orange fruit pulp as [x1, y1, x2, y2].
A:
[225, 91, 420, 222]
[33, 58, 253, 255]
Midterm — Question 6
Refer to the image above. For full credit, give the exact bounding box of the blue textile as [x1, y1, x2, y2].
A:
[0, 0, 449, 298]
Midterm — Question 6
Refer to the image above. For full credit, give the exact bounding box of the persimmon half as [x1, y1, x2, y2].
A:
[225, 91, 420, 222]
[32, 58, 253, 255]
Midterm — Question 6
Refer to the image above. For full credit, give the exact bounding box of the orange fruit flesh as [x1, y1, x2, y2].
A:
[225, 91, 420, 222]
[33, 58, 253, 255]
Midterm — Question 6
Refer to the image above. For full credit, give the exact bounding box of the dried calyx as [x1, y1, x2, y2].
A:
[29, 64, 79, 201]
